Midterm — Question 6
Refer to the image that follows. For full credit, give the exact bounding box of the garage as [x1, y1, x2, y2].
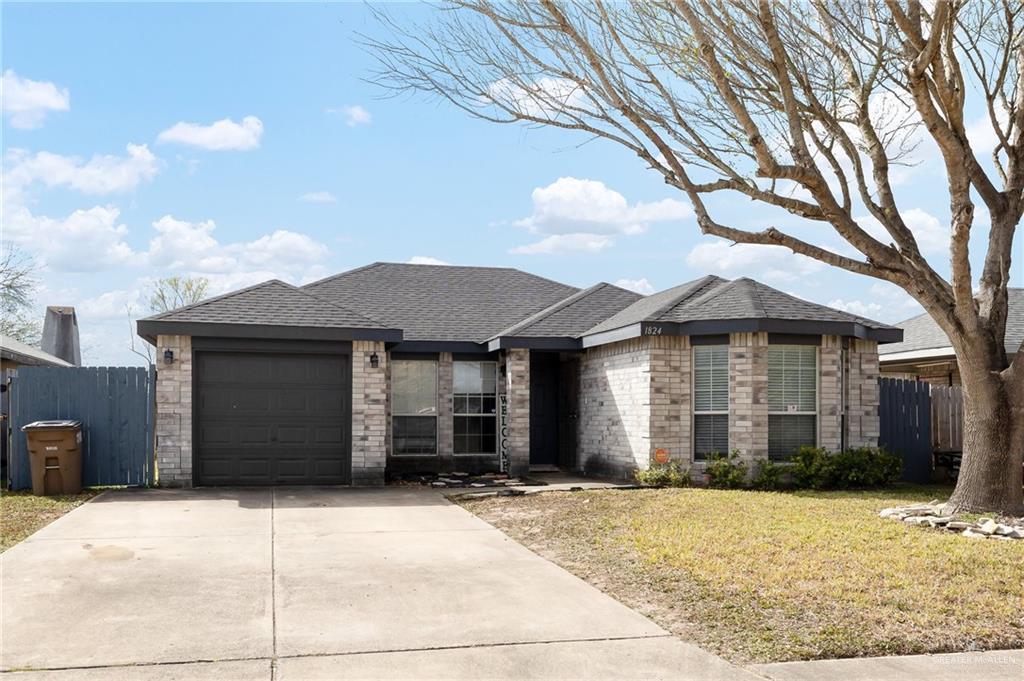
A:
[194, 346, 352, 486]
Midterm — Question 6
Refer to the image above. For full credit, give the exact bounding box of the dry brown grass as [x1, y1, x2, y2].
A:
[460, 485, 1024, 664]
[1, 490, 99, 552]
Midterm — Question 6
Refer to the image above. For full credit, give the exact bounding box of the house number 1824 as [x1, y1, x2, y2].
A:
[644, 326, 663, 335]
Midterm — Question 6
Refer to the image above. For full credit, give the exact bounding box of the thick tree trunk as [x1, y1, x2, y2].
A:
[946, 352, 1024, 516]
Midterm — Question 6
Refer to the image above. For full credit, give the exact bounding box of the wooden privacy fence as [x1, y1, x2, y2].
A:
[7, 366, 156, 490]
[878, 377, 932, 484]
[931, 384, 964, 453]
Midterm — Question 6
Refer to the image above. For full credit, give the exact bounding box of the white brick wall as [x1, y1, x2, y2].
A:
[578, 338, 653, 479]
[352, 340, 387, 486]
[155, 334, 193, 487]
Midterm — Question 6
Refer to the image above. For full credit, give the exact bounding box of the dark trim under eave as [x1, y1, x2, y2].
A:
[580, 319, 902, 347]
[388, 340, 492, 354]
[485, 336, 582, 352]
[136, 320, 403, 344]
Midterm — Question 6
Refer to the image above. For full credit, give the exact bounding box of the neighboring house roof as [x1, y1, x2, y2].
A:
[303, 263, 579, 344]
[581, 276, 899, 346]
[136, 279, 402, 343]
[0, 335, 73, 368]
[879, 288, 1023, 360]
[486, 283, 643, 349]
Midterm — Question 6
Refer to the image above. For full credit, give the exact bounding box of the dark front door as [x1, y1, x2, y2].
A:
[529, 352, 559, 466]
[195, 350, 351, 485]
[557, 357, 579, 469]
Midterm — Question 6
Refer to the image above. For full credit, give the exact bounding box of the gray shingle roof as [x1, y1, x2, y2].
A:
[0, 335, 73, 367]
[879, 288, 1023, 356]
[141, 279, 390, 329]
[583, 276, 893, 337]
[303, 263, 579, 342]
[488, 283, 643, 340]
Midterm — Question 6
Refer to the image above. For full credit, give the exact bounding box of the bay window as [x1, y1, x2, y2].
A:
[453, 361, 497, 455]
[392, 359, 438, 455]
[767, 345, 818, 461]
[693, 345, 729, 460]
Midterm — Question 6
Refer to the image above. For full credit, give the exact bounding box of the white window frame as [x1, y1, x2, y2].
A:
[767, 344, 819, 461]
[452, 360, 499, 457]
[391, 359, 439, 457]
[692, 344, 730, 461]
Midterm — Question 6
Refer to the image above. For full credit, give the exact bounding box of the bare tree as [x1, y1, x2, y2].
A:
[0, 248, 42, 345]
[148, 276, 209, 314]
[367, 0, 1023, 513]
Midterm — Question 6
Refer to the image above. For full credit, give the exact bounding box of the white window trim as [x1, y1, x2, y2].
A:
[692, 345, 730, 461]
[391, 358, 439, 457]
[767, 345, 820, 459]
[452, 360, 498, 457]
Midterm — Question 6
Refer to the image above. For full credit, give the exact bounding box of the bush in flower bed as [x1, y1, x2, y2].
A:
[634, 460, 692, 487]
[789, 445, 902, 490]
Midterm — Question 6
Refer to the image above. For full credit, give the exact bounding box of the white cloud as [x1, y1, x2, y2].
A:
[328, 105, 372, 127]
[510, 233, 613, 255]
[1, 70, 70, 129]
[510, 177, 691, 255]
[4, 144, 160, 195]
[857, 208, 948, 255]
[3, 204, 135, 271]
[614, 278, 655, 295]
[77, 287, 145, 321]
[299, 191, 337, 203]
[407, 256, 450, 265]
[827, 298, 884, 317]
[157, 115, 263, 151]
[487, 77, 585, 118]
[144, 215, 328, 274]
[684, 239, 826, 283]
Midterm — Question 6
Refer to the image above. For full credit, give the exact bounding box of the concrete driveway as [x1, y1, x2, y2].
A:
[1, 488, 756, 680]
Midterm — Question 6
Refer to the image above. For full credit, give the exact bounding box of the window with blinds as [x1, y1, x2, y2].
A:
[693, 345, 729, 460]
[392, 360, 438, 455]
[767, 345, 817, 461]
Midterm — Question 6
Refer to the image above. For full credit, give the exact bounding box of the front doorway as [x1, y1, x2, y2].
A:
[529, 352, 578, 470]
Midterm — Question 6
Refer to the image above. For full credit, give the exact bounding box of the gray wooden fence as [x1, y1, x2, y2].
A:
[878, 377, 933, 484]
[931, 384, 964, 453]
[7, 366, 156, 490]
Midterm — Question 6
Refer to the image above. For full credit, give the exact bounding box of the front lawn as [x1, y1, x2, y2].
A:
[460, 485, 1024, 664]
[1, 490, 99, 552]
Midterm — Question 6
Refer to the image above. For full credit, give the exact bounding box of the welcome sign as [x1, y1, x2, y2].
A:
[498, 393, 509, 472]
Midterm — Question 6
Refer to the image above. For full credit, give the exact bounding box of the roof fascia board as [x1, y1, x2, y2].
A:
[486, 336, 582, 351]
[389, 340, 490, 354]
[581, 319, 902, 348]
[878, 346, 955, 362]
[137, 320, 402, 344]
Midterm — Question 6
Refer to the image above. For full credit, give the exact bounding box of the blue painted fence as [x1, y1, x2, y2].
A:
[8, 366, 156, 489]
[878, 377, 933, 484]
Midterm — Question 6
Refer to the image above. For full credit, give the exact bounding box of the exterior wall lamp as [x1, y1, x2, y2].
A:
[369, 352, 379, 369]
[163, 349, 174, 365]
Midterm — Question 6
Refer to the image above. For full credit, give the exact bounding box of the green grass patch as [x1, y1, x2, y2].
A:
[1, 490, 99, 552]
[461, 484, 1023, 664]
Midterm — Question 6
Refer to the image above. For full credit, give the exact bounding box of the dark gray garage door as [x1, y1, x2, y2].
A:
[195, 350, 351, 485]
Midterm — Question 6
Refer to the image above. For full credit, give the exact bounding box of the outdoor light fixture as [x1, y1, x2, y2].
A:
[369, 352, 379, 368]
[163, 349, 174, 365]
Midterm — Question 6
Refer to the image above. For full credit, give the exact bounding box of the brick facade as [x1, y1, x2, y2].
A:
[728, 332, 769, 468]
[577, 338, 653, 479]
[504, 349, 531, 476]
[351, 340, 387, 486]
[154, 334, 192, 487]
[846, 339, 880, 447]
[819, 335, 843, 451]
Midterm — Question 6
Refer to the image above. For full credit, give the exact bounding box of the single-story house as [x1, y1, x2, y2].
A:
[879, 288, 1022, 386]
[137, 263, 901, 487]
[0, 334, 74, 371]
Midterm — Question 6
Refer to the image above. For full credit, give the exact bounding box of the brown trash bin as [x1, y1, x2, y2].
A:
[22, 420, 84, 495]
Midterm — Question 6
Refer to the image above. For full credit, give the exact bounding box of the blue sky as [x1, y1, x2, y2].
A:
[3, 2, 1017, 365]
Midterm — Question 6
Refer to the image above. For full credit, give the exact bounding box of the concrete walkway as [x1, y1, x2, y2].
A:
[1, 487, 755, 680]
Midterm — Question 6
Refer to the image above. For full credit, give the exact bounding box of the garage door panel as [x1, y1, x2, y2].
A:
[195, 350, 351, 486]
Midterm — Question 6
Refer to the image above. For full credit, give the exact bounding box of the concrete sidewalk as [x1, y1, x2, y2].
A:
[751, 649, 1024, 681]
[1, 487, 756, 680]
